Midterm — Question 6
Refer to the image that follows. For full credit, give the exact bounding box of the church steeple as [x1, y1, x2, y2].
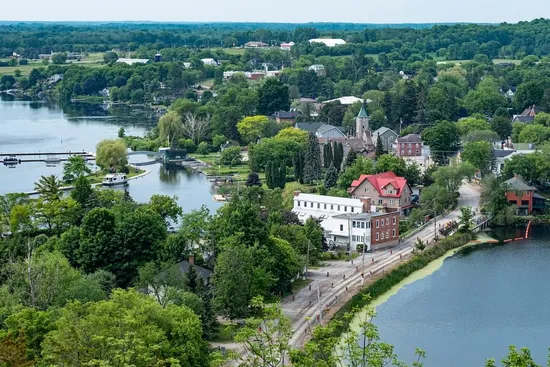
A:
[356, 99, 369, 139]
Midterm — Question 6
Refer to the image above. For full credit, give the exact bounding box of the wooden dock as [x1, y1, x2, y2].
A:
[0, 151, 91, 157]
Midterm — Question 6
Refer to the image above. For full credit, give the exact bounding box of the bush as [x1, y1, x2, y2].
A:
[178, 138, 196, 153]
[219, 146, 242, 167]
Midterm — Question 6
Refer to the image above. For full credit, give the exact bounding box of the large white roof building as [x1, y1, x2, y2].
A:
[308, 38, 347, 47]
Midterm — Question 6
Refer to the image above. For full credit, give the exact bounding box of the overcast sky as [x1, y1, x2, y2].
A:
[4, 0, 549, 23]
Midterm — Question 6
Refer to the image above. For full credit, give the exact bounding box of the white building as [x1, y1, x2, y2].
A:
[116, 58, 150, 65]
[292, 192, 399, 251]
[280, 42, 295, 51]
[308, 38, 347, 47]
[201, 58, 219, 66]
[323, 96, 369, 105]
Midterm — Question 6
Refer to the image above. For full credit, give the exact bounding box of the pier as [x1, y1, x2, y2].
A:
[0, 151, 92, 157]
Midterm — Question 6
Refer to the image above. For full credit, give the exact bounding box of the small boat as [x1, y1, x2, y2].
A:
[102, 173, 128, 186]
[3, 156, 19, 166]
[44, 156, 62, 164]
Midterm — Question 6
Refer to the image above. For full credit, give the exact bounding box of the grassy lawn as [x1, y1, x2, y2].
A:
[0, 53, 105, 76]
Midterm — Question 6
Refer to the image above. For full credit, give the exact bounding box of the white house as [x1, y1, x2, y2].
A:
[322, 96, 369, 106]
[292, 192, 399, 251]
[116, 58, 150, 65]
[308, 38, 347, 47]
[308, 64, 326, 76]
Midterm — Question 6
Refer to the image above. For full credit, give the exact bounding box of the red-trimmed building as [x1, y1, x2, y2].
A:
[348, 171, 413, 215]
[396, 134, 423, 157]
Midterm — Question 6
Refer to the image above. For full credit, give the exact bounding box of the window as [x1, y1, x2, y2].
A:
[510, 200, 517, 205]
[527, 192, 530, 196]
[366, 222, 371, 229]
[361, 236, 365, 242]
[389, 199, 395, 204]
[297, 201, 301, 207]
[361, 222, 365, 229]
[340, 224, 343, 231]
[310, 202, 313, 208]
[317, 203, 320, 209]
[351, 207, 355, 213]
[408, 143, 412, 148]
[344, 206, 347, 212]
[392, 229, 396, 237]
[331, 205, 334, 210]
[378, 199, 383, 205]
[376, 233, 379, 241]
[376, 220, 379, 228]
[381, 220, 384, 227]
[324, 204, 327, 209]
[521, 200, 529, 206]
[386, 218, 389, 225]
[352, 235, 356, 242]
[352, 221, 356, 228]
[386, 231, 389, 239]
[338, 205, 341, 211]
[392, 217, 396, 225]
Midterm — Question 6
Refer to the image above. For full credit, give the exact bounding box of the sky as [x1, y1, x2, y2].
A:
[3, 0, 550, 23]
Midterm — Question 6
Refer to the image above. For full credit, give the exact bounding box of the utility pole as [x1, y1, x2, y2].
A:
[316, 280, 322, 323]
[433, 186, 438, 242]
[304, 240, 310, 280]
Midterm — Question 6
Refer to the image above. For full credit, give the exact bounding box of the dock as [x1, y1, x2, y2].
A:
[0, 151, 92, 157]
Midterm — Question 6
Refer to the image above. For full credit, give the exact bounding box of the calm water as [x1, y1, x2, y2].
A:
[370, 226, 550, 366]
[0, 95, 221, 214]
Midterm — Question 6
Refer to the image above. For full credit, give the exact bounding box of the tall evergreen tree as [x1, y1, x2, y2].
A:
[344, 149, 358, 167]
[413, 84, 428, 125]
[400, 80, 419, 125]
[337, 142, 344, 170]
[375, 134, 385, 158]
[325, 163, 338, 189]
[293, 152, 304, 184]
[265, 161, 274, 189]
[277, 161, 286, 189]
[324, 143, 333, 169]
[303, 133, 322, 184]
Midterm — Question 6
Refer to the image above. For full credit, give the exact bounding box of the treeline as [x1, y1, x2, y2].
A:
[3, 19, 550, 59]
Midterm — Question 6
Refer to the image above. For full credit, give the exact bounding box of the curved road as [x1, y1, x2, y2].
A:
[283, 182, 481, 348]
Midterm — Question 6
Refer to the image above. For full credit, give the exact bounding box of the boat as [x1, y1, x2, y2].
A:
[44, 156, 62, 164]
[2, 156, 19, 166]
[102, 173, 128, 186]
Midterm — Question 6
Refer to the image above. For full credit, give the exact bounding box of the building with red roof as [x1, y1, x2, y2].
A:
[348, 171, 413, 215]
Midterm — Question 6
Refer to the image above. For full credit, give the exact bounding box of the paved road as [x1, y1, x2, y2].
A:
[282, 182, 481, 348]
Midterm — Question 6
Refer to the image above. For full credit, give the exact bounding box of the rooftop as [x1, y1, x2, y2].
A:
[177, 260, 212, 281]
[295, 122, 323, 133]
[116, 58, 149, 65]
[272, 110, 301, 119]
[493, 149, 516, 158]
[308, 38, 347, 47]
[397, 134, 422, 143]
[504, 176, 535, 191]
[294, 192, 363, 207]
[333, 212, 390, 220]
[373, 127, 397, 137]
[357, 100, 368, 118]
[323, 96, 364, 105]
[349, 171, 409, 198]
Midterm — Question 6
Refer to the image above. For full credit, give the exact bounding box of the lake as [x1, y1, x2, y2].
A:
[0, 95, 222, 214]
[352, 226, 550, 366]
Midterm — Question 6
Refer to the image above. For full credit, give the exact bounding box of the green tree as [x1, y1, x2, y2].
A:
[515, 81, 545, 111]
[212, 243, 254, 319]
[219, 146, 242, 167]
[148, 194, 183, 223]
[462, 78, 508, 116]
[303, 133, 322, 184]
[461, 141, 493, 175]
[51, 52, 67, 64]
[117, 126, 125, 138]
[432, 162, 476, 195]
[422, 121, 461, 164]
[63, 155, 91, 182]
[95, 139, 128, 171]
[237, 115, 270, 144]
[34, 175, 62, 202]
[344, 148, 358, 167]
[456, 116, 491, 136]
[70, 175, 94, 208]
[323, 143, 333, 169]
[518, 124, 550, 144]
[294, 151, 305, 184]
[458, 206, 474, 233]
[338, 156, 375, 190]
[77, 208, 117, 274]
[196, 141, 210, 156]
[325, 163, 338, 189]
[485, 346, 540, 367]
[480, 175, 516, 226]
[103, 51, 119, 63]
[491, 116, 513, 140]
[245, 172, 262, 187]
[375, 133, 385, 158]
[258, 77, 290, 115]
[375, 154, 406, 176]
[41, 289, 208, 367]
[158, 111, 183, 145]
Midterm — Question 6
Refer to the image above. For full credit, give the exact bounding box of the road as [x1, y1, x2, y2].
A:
[282, 182, 481, 348]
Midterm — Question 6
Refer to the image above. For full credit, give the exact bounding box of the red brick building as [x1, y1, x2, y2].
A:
[369, 212, 400, 248]
[396, 134, 423, 157]
[504, 175, 546, 215]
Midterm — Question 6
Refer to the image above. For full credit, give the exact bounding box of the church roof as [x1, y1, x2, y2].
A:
[357, 100, 368, 118]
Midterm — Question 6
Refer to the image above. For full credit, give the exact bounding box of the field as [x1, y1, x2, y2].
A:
[0, 52, 105, 76]
[436, 58, 522, 65]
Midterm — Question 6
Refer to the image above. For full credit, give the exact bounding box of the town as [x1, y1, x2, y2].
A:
[1, 18, 550, 367]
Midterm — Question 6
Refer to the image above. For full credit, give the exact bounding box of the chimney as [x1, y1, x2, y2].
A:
[360, 198, 371, 213]
[294, 190, 301, 197]
[188, 255, 195, 265]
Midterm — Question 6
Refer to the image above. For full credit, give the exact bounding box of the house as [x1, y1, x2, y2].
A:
[272, 110, 302, 124]
[244, 41, 269, 48]
[505, 88, 516, 99]
[308, 64, 326, 76]
[177, 256, 212, 284]
[504, 175, 546, 215]
[295, 122, 346, 139]
[292, 192, 399, 251]
[373, 127, 398, 153]
[396, 134, 423, 157]
[348, 172, 414, 215]
[116, 58, 150, 65]
[308, 38, 347, 47]
[280, 42, 295, 51]
[201, 58, 219, 67]
[512, 105, 541, 123]
[493, 149, 517, 175]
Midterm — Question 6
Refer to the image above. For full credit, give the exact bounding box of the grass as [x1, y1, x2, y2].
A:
[83, 166, 144, 185]
[436, 58, 522, 65]
[0, 53, 105, 76]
